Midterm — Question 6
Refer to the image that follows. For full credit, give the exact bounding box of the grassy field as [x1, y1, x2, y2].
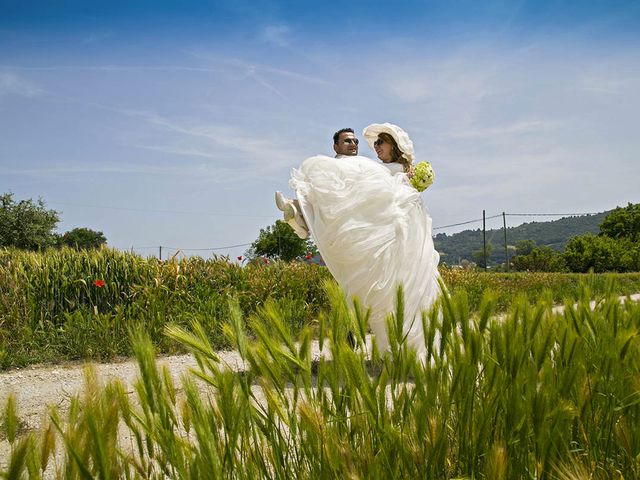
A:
[2, 281, 640, 478]
[1, 247, 640, 369]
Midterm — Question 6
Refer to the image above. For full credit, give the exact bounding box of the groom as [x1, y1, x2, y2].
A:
[333, 127, 359, 158]
[276, 128, 360, 238]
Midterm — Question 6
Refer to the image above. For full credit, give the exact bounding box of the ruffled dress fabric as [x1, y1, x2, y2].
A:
[290, 154, 441, 358]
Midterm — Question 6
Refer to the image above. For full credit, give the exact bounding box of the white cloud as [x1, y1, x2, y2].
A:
[580, 74, 630, 95]
[136, 112, 300, 172]
[133, 144, 220, 159]
[81, 31, 113, 44]
[0, 72, 41, 97]
[0, 64, 225, 73]
[384, 55, 498, 103]
[240, 64, 286, 98]
[183, 52, 331, 101]
[378, 41, 639, 179]
[261, 24, 291, 47]
[387, 77, 431, 102]
[229, 57, 331, 86]
[1, 162, 265, 185]
[445, 120, 558, 140]
[3, 164, 190, 176]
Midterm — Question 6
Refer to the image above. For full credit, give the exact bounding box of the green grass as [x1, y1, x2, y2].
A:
[1, 247, 640, 370]
[0, 248, 330, 369]
[2, 281, 640, 478]
[442, 267, 640, 311]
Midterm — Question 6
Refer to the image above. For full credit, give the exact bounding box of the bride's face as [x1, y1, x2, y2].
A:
[374, 137, 393, 163]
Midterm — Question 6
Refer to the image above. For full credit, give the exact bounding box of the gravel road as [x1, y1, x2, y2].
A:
[0, 341, 329, 466]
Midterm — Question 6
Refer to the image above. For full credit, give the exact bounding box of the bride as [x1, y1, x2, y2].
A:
[279, 123, 441, 359]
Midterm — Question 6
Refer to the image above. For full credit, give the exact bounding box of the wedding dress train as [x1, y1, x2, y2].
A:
[290, 154, 441, 358]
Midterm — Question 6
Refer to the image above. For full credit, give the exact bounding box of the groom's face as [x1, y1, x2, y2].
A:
[334, 132, 359, 156]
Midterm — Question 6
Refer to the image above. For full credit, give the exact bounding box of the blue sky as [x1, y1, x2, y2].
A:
[1, 0, 639, 258]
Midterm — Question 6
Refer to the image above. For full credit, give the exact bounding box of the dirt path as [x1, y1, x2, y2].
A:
[0, 341, 330, 466]
[2, 293, 639, 466]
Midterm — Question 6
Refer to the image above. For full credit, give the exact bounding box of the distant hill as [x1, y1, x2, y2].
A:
[434, 211, 610, 266]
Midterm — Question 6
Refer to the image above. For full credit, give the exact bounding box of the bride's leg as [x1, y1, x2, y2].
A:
[290, 199, 309, 238]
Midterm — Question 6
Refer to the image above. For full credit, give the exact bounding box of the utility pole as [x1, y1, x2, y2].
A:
[159, 246, 162, 261]
[483, 210, 487, 271]
[503, 212, 509, 272]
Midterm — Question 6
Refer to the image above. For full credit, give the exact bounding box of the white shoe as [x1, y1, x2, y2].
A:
[276, 191, 297, 223]
[275, 192, 309, 239]
[275, 191, 288, 212]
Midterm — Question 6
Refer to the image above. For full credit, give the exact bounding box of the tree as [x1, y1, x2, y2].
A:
[563, 234, 624, 273]
[514, 239, 537, 257]
[60, 227, 107, 250]
[599, 202, 640, 242]
[560, 203, 640, 273]
[619, 240, 640, 272]
[472, 243, 493, 269]
[246, 220, 317, 261]
[0, 193, 60, 250]
[511, 244, 567, 272]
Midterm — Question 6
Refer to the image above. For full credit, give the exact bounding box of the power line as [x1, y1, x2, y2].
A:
[433, 214, 502, 230]
[160, 242, 253, 252]
[432, 218, 482, 230]
[122, 210, 603, 255]
[505, 212, 600, 217]
[128, 233, 306, 254]
[432, 211, 600, 231]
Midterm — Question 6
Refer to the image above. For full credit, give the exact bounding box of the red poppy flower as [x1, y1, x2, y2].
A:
[237, 256, 242, 261]
[306, 253, 312, 260]
[263, 258, 269, 264]
[93, 279, 106, 288]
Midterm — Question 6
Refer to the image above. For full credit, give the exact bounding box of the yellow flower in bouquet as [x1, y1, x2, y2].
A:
[409, 161, 435, 192]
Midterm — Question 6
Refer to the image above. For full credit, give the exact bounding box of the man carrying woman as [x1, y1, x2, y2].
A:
[277, 123, 441, 361]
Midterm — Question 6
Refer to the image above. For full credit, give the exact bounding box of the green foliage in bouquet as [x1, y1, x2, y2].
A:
[409, 161, 435, 192]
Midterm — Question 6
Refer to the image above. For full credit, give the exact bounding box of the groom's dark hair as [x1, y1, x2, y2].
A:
[333, 128, 354, 144]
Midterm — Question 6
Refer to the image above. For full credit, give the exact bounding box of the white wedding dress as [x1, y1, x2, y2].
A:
[290, 154, 441, 358]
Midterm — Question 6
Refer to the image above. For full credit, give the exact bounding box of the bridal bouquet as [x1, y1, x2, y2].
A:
[409, 161, 435, 192]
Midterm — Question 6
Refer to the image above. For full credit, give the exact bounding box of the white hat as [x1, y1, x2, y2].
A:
[362, 123, 415, 164]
